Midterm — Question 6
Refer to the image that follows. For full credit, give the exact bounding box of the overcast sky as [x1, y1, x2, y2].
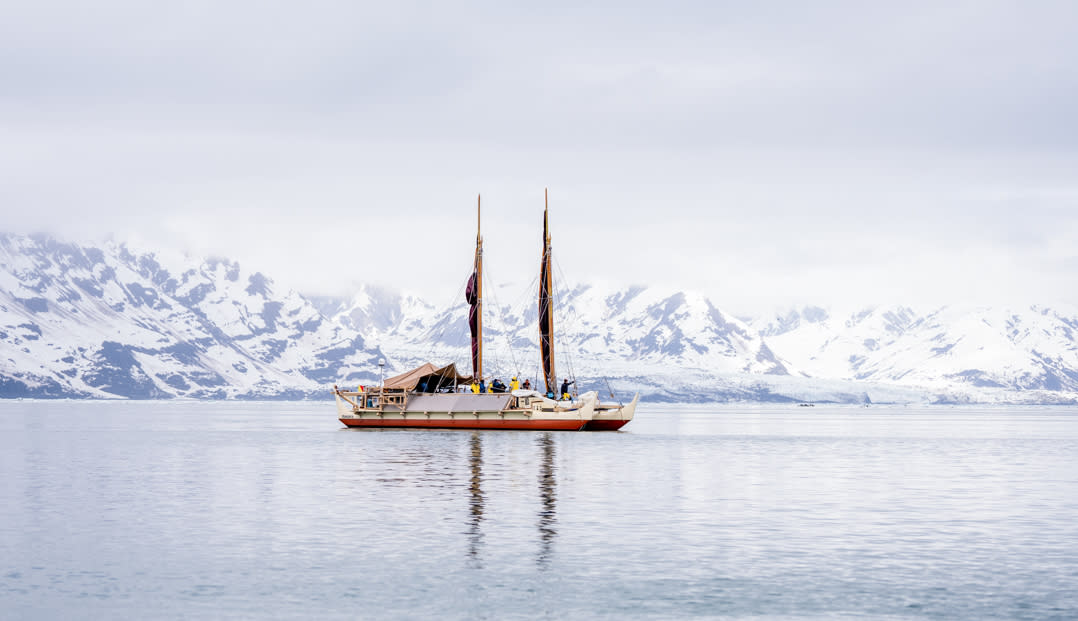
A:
[2, 1, 1077, 314]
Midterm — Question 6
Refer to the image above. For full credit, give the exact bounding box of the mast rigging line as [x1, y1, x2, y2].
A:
[478, 264, 524, 380]
[550, 254, 581, 396]
[418, 264, 528, 383]
[402, 193, 593, 399]
[423, 268, 473, 364]
[603, 376, 623, 407]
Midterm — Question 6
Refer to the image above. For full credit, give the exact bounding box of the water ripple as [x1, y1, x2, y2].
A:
[1, 402, 1076, 619]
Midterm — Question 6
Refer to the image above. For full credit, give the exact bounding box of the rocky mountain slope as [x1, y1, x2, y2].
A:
[0, 234, 381, 398]
[2, 233, 1077, 403]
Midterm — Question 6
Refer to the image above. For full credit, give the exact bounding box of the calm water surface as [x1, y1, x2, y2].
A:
[1, 401, 1076, 619]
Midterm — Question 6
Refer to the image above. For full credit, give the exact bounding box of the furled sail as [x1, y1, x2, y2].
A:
[539, 191, 556, 395]
[466, 271, 479, 378]
[466, 196, 483, 380]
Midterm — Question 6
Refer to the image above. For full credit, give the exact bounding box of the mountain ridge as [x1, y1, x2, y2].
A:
[2, 233, 1077, 404]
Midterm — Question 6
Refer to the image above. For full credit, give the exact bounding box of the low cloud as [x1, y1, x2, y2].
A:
[2, 1, 1077, 312]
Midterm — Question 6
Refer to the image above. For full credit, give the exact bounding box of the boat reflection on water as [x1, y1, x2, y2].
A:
[467, 432, 484, 564]
[464, 432, 559, 569]
[537, 433, 557, 569]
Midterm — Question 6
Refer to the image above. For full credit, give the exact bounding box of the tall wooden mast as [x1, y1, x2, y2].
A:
[539, 189, 556, 395]
[475, 195, 483, 382]
[466, 195, 484, 383]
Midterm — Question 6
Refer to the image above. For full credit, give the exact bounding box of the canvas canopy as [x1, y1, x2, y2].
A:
[382, 363, 472, 391]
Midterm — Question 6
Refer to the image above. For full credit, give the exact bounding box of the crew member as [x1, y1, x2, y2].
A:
[560, 378, 575, 400]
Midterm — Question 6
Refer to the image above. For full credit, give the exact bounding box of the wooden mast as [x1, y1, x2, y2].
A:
[539, 189, 556, 395]
[475, 194, 483, 383]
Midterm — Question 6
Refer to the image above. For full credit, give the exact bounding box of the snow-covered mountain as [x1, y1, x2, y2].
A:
[323, 282, 1078, 404]
[0, 234, 382, 398]
[327, 283, 795, 401]
[753, 305, 1078, 397]
[2, 233, 1077, 403]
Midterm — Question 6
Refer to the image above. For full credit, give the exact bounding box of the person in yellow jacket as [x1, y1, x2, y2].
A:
[509, 376, 519, 391]
[470, 380, 480, 394]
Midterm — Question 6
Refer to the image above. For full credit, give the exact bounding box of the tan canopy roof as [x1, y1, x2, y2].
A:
[382, 362, 472, 390]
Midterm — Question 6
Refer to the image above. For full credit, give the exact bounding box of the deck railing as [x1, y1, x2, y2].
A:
[334, 387, 408, 412]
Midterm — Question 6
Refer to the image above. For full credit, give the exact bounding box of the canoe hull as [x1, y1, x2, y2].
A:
[340, 416, 586, 431]
[582, 393, 639, 431]
[582, 419, 630, 431]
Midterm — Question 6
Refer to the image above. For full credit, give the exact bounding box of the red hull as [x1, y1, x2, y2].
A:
[340, 418, 586, 431]
[583, 419, 629, 431]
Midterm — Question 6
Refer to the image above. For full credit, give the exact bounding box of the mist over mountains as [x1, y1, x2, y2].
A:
[2, 233, 1076, 403]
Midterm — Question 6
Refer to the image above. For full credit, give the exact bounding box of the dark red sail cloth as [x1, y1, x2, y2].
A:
[466, 271, 480, 378]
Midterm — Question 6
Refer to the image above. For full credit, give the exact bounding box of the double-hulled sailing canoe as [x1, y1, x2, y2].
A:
[334, 362, 598, 430]
[332, 192, 636, 431]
